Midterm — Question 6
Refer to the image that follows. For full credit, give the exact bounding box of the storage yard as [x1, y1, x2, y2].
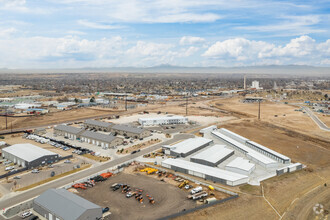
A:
[76, 172, 197, 220]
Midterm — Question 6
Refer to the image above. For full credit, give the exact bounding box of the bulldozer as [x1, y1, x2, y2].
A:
[178, 180, 189, 188]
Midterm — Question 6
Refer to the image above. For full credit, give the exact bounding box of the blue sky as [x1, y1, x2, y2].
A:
[0, 0, 329, 68]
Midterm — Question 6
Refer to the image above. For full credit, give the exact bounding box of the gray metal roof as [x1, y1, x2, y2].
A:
[112, 124, 145, 134]
[2, 143, 58, 162]
[54, 125, 84, 135]
[191, 145, 234, 164]
[34, 188, 101, 220]
[80, 130, 118, 143]
[84, 119, 114, 128]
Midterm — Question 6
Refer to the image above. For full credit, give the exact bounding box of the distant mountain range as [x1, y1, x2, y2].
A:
[0, 65, 329, 76]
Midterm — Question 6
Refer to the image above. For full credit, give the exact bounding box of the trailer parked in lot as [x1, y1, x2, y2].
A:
[187, 191, 208, 200]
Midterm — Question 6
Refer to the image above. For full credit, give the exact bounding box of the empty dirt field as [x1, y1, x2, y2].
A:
[0, 108, 123, 131]
[210, 97, 330, 140]
[76, 172, 197, 220]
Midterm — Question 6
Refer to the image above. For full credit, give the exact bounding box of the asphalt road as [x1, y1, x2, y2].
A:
[0, 133, 193, 212]
[301, 106, 330, 131]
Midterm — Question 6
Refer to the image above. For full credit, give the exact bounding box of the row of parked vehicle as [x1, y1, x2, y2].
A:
[24, 132, 91, 155]
[111, 183, 155, 204]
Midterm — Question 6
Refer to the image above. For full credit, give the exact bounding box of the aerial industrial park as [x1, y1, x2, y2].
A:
[0, 72, 328, 220]
[0, 0, 330, 219]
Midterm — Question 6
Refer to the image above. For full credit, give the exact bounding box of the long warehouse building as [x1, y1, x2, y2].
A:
[33, 188, 102, 220]
[2, 143, 59, 168]
[246, 141, 291, 164]
[163, 137, 213, 157]
[218, 128, 249, 144]
[190, 145, 234, 167]
[162, 158, 248, 186]
[54, 125, 84, 140]
[80, 130, 123, 148]
[138, 115, 188, 126]
[212, 131, 278, 168]
[84, 119, 114, 132]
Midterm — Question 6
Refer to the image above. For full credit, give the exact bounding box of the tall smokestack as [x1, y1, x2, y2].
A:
[244, 75, 246, 90]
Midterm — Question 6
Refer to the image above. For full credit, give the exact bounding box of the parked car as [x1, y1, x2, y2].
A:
[29, 215, 39, 220]
[64, 160, 71, 163]
[5, 166, 14, 171]
[21, 210, 32, 218]
[31, 169, 39, 173]
[102, 207, 110, 213]
[48, 164, 54, 168]
[13, 176, 21, 179]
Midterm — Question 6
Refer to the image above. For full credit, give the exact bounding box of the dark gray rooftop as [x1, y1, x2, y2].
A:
[112, 124, 145, 134]
[80, 130, 118, 143]
[34, 188, 101, 220]
[84, 119, 114, 128]
[54, 125, 84, 135]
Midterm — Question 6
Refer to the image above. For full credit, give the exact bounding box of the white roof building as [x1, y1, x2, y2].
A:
[190, 145, 234, 166]
[2, 143, 59, 168]
[165, 137, 213, 157]
[162, 158, 248, 186]
[138, 115, 188, 126]
[212, 131, 278, 168]
[225, 157, 256, 175]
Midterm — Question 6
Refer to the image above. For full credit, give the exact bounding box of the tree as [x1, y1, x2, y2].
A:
[74, 98, 79, 103]
[90, 96, 95, 103]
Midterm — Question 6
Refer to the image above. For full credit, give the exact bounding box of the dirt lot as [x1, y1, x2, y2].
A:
[0, 108, 122, 131]
[211, 97, 330, 141]
[76, 172, 197, 220]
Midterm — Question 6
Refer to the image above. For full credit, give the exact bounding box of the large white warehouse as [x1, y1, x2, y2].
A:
[162, 158, 248, 186]
[212, 131, 278, 168]
[2, 143, 59, 168]
[138, 115, 188, 126]
[190, 145, 234, 167]
[163, 137, 213, 157]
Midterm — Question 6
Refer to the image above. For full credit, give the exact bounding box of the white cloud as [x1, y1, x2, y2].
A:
[127, 41, 173, 56]
[202, 36, 330, 65]
[0, 27, 17, 38]
[265, 35, 316, 57]
[180, 36, 205, 45]
[203, 38, 274, 61]
[77, 20, 123, 30]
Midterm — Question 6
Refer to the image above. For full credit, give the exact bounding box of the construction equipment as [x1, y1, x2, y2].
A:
[146, 194, 155, 204]
[72, 183, 87, 190]
[178, 180, 189, 188]
[140, 167, 158, 175]
[100, 172, 113, 179]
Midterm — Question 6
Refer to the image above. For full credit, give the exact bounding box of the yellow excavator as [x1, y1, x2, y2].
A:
[178, 180, 189, 188]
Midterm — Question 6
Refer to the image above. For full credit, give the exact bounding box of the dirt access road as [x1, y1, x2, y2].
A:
[77, 172, 196, 220]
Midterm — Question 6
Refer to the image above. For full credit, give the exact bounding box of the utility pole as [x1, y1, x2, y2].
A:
[186, 96, 188, 116]
[125, 95, 127, 111]
[5, 109, 8, 130]
[258, 99, 261, 120]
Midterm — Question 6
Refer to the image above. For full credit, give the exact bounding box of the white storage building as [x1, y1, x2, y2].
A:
[163, 137, 213, 157]
[225, 157, 256, 175]
[2, 143, 59, 168]
[218, 128, 249, 144]
[190, 145, 234, 167]
[138, 115, 188, 126]
[212, 131, 278, 168]
[246, 141, 291, 164]
[162, 158, 248, 186]
[199, 125, 217, 135]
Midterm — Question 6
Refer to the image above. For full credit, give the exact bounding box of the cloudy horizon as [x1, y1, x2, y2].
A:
[0, 0, 329, 68]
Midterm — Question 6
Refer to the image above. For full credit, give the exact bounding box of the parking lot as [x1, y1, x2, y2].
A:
[44, 129, 167, 158]
[0, 157, 84, 192]
[76, 172, 197, 220]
